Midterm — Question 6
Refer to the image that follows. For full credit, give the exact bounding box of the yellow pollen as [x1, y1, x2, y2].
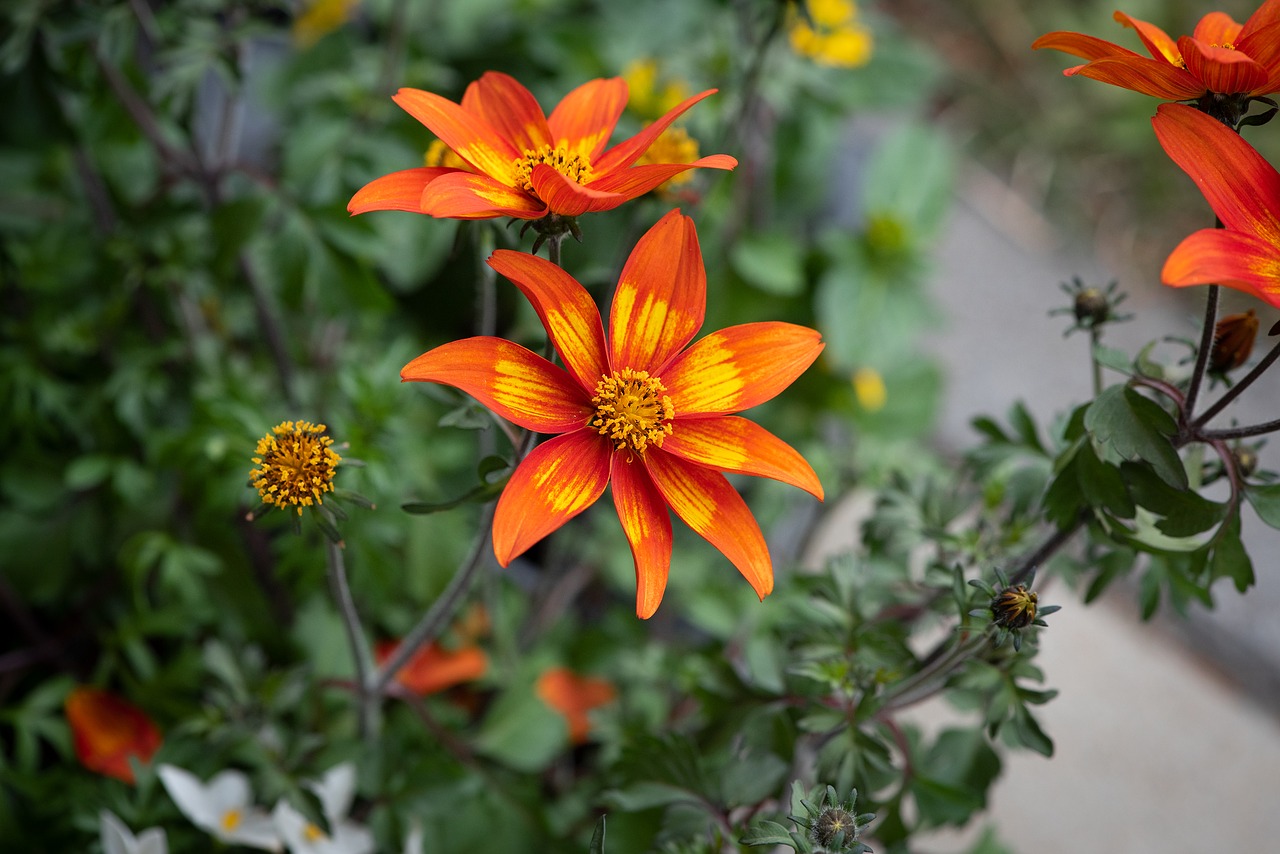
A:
[250, 420, 341, 515]
[512, 145, 592, 194]
[221, 809, 242, 832]
[590, 369, 675, 455]
[304, 823, 327, 842]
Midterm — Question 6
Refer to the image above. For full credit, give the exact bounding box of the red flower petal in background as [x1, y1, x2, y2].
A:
[375, 640, 488, 696]
[65, 687, 162, 784]
[535, 667, 616, 744]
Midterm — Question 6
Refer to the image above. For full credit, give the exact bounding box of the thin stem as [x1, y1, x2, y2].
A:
[1010, 512, 1088, 586]
[1189, 335, 1280, 431]
[1182, 285, 1220, 430]
[238, 255, 296, 405]
[327, 541, 376, 738]
[1201, 417, 1280, 441]
[1089, 326, 1103, 398]
[369, 503, 496, 697]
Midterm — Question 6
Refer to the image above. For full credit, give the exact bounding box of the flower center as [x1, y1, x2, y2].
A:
[513, 145, 592, 194]
[304, 823, 328, 842]
[250, 420, 341, 515]
[221, 809, 242, 832]
[589, 369, 674, 455]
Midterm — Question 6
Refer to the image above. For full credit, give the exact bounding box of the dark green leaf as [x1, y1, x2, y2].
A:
[589, 817, 606, 854]
[1244, 484, 1280, 529]
[1122, 463, 1228, 536]
[1076, 441, 1134, 519]
[740, 820, 799, 847]
[1084, 385, 1186, 489]
[1210, 513, 1254, 592]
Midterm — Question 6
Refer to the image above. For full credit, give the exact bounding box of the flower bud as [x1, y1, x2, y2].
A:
[991, 584, 1038, 629]
[1209, 309, 1259, 373]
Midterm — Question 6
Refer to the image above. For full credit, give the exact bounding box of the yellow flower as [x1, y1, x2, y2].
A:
[623, 59, 692, 119]
[790, 0, 874, 68]
[292, 0, 359, 48]
[634, 126, 702, 191]
[250, 421, 341, 515]
[852, 367, 887, 412]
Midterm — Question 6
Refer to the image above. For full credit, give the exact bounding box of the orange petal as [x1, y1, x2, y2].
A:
[1068, 56, 1206, 98]
[419, 172, 547, 219]
[548, 77, 628, 163]
[1179, 36, 1267, 94]
[1031, 31, 1140, 61]
[662, 322, 824, 416]
[643, 449, 772, 602]
[348, 167, 453, 215]
[487, 250, 608, 391]
[464, 71, 552, 154]
[663, 416, 824, 500]
[609, 452, 672, 619]
[65, 687, 162, 785]
[535, 667, 616, 744]
[1193, 11, 1243, 46]
[492, 431, 610, 564]
[1243, 0, 1280, 39]
[609, 209, 706, 373]
[1162, 228, 1280, 308]
[1152, 103, 1280, 242]
[1239, 21, 1280, 90]
[586, 156, 738, 200]
[528, 164, 625, 217]
[1114, 11, 1182, 64]
[375, 640, 488, 695]
[392, 88, 520, 184]
[594, 89, 720, 175]
[401, 337, 592, 432]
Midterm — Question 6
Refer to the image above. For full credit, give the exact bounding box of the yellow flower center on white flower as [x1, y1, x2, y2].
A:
[513, 145, 592, 194]
[304, 823, 328, 842]
[221, 809, 242, 832]
[590, 369, 674, 454]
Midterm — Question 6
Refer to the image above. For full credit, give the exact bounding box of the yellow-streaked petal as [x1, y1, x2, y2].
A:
[1179, 36, 1267, 94]
[492, 431, 610, 564]
[662, 322, 824, 416]
[487, 250, 608, 391]
[585, 156, 737, 201]
[465, 71, 553, 154]
[663, 416, 823, 500]
[392, 88, 520, 184]
[594, 89, 720, 175]
[420, 172, 547, 220]
[1153, 103, 1280, 242]
[609, 453, 672, 619]
[1162, 228, 1280, 309]
[1068, 56, 1205, 98]
[1031, 31, 1142, 61]
[643, 448, 772, 602]
[401, 337, 591, 432]
[528, 164, 625, 217]
[348, 167, 454, 215]
[548, 77, 628, 163]
[609, 209, 705, 374]
[1114, 11, 1182, 65]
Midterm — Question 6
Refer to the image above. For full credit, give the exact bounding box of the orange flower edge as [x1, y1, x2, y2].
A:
[348, 71, 737, 221]
[400, 209, 825, 618]
[1033, 1, 1280, 102]
[65, 687, 162, 784]
[535, 667, 616, 745]
[375, 639, 488, 695]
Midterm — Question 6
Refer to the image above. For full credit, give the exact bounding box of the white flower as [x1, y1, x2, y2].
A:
[100, 810, 168, 854]
[157, 763, 282, 852]
[273, 762, 373, 854]
[403, 821, 423, 854]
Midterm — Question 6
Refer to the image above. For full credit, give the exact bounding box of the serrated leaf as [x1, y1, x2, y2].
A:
[1244, 484, 1280, 529]
[1084, 385, 1186, 489]
[1122, 463, 1227, 536]
[741, 820, 798, 847]
[1211, 513, 1254, 592]
[1076, 441, 1135, 518]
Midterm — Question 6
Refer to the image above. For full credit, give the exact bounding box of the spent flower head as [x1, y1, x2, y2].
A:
[1052, 277, 1131, 336]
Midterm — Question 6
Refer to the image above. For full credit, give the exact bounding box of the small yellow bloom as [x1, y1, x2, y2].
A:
[635, 126, 702, 191]
[852, 367, 887, 412]
[790, 0, 874, 68]
[623, 59, 692, 119]
[292, 0, 359, 48]
[250, 421, 341, 515]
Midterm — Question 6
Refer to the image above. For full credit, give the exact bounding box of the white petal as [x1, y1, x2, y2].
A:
[136, 828, 169, 854]
[100, 810, 137, 854]
[331, 820, 374, 854]
[273, 800, 319, 853]
[158, 765, 221, 831]
[403, 823, 424, 854]
[204, 768, 254, 813]
[307, 762, 357, 823]
[229, 807, 285, 852]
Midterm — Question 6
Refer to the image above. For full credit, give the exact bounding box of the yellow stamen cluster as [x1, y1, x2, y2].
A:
[513, 145, 592, 194]
[250, 421, 341, 515]
[424, 139, 468, 170]
[221, 809, 243, 832]
[635, 126, 700, 189]
[304, 823, 328, 842]
[590, 369, 675, 455]
[789, 0, 874, 68]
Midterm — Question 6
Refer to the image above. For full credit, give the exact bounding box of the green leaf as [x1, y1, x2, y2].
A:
[1076, 441, 1135, 519]
[1041, 441, 1085, 528]
[862, 123, 953, 237]
[589, 817, 606, 854]
[1244, 484, 1280, 529]
[1008, 706, 1053, 757]
[1084, 385, 1187, 489]
[401, 478, 505, 514]
[729, 231, 806, 296]
[1091, 344, 1132, 376]
[1210, 513, 1254, 592]
[740, 820, 799, 847]
[1122, 463, 1227, 537]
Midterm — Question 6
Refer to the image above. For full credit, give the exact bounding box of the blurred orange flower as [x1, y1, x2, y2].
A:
[376, 639, 488, 695]
[65, 687, 162, 784]
[1034, 2, 1280, 100]
[348, 71, 736, 221]
[535, 667, 616, 744]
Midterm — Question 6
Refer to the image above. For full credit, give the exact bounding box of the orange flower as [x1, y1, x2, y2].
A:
[535, 667, 616, 744]
[65, 687, 162, 784]
[375, 639, 488, 695]
[348, 72, 737, 221]
[401, 209, 825, 618]
[1153, 103, 1280, 308]
[1033, 2, 1280, 100]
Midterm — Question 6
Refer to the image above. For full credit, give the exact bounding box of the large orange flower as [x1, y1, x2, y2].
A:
[65, 686, 162, 784]
[1033, 2, 1280, 100]
[1153, 102, 1280, 308]
[401, 210, 824, 618]
[348, 72, 737, 221]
